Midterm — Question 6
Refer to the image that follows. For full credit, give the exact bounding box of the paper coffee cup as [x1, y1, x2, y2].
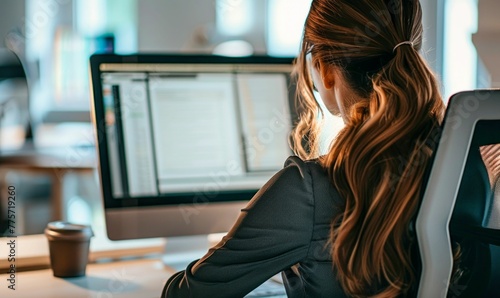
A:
[44, 222, 94, 278]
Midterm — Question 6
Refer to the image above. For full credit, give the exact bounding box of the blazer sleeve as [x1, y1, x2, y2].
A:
[162, 156, 315, 298]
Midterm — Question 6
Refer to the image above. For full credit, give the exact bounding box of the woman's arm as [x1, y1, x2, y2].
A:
[162, 156, 315, 297]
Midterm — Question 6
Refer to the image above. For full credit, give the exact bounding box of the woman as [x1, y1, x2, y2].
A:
[163, 0, 447, 296]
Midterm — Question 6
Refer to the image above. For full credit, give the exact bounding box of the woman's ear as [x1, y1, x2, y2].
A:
[317, 61, 336, 90]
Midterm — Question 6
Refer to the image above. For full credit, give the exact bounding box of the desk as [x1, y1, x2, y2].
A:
[0, 258, 173, 298]
[0, 230, 172, 298]
[0, 234, 167, 271]
[0, 147, 95, 222]
[0, 235, 286, 297]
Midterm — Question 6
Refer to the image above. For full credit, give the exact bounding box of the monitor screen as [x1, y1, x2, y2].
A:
[90, 54, 296, 240]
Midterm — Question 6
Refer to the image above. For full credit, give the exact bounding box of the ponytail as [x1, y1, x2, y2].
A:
[323, 46, 444, 297]
[293, 1, 447, 296]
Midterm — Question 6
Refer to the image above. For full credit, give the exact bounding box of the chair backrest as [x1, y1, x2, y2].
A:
[416, 89, 500, 297]
[0, 48, 25, 79]
[0, 48, 31, 147]
[0, 48, 27, 107]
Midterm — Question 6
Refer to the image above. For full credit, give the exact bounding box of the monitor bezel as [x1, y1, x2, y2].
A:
[90, 54, 296, 210]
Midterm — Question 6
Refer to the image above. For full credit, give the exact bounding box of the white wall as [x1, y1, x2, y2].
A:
[0, 0, 447, 82]
[137, 0, 217, 53]
[137, 0, 268, 54]
[0, 0, 25, 48]
[0, 0, 447, 57]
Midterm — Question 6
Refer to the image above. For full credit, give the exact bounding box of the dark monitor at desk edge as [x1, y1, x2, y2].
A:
[90, 54, 297, 240]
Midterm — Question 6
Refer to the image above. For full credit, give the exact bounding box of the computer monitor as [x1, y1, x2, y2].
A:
[90, 54, 296, 240]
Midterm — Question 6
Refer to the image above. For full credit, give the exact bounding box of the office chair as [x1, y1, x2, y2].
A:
[0, 47, 32, 147]
[416, 90, 500, 297]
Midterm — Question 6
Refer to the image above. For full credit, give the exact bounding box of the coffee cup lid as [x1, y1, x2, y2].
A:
[45, 221, 94, 241]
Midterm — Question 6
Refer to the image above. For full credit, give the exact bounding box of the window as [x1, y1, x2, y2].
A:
[266, 0, 343, 150]
[216, 0, 254, 37]
[267, 0, 312, 57]
[25, 0, 137, 119]
[442, 0, 478, 101]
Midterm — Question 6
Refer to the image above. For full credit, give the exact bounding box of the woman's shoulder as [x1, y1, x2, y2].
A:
[283, 155, 343, 211]
[283, 155, 329, 182]
[283, 155, 326, 171]
[244, 156, 324, 210]
[282, 155, 338, 199]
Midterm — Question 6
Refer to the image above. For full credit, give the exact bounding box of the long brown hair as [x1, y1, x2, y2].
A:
[292, 0, 446, 296]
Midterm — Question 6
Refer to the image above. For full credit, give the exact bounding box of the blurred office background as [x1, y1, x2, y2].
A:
[0, 0, 497, 235]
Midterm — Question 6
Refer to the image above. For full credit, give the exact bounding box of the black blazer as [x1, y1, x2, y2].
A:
[162, 156, 348, 297]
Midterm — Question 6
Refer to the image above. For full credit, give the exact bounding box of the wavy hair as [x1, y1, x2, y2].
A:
[292, 0, 447, 296]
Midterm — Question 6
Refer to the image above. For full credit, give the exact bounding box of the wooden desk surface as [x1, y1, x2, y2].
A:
[0, 258, 175, 298]
[0, 146, 96, 222]
[0, 147, 96, 170]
